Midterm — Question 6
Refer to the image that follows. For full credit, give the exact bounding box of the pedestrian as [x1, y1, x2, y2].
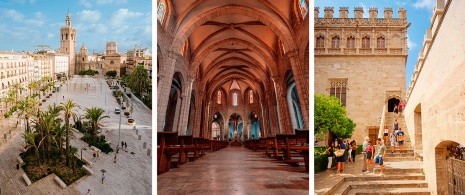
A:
[136, 128, 139, 135]
[366, 140, 375, 172]
[336, 138, 346, 173]
[397, 128, 405, 153]
[350, 140, 356, 163]
[390, 129, 397, 154]
[96, 151, 100, 159]
[101, 173, 105, 184]
[383, 126, 389, 144]
[398, 103, 402, 115]
[348, 140, 353, 163]
[63, 95, 64, 99]
[325, 142, 335, 172]
[121, 141, 124, 148]
[344, 139, 350, 164]
[93, 152, 96, 161]
[393, 119, 399, 134]
[362, 137, 369, 172]
[375, 138, 386, 176]
[393, 104, 398, 114]
[124, 142, 127, 149]
[86, 189, 92, 195]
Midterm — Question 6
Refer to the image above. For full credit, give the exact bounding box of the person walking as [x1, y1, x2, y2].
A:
[383, 126, 389, 144]
[362, 137, 369, 172]
[393, 119, 399, 134]
[86, 189, 92, 195]
[397, 128, 405, 153]
[124, 142, 127, 150]
[101, 173, 105, 184]
[325, 142, 335, 172]
[348, 140, 353, 163]
[398, 102, 403, 115]
[336, 138, 346, 173]
[393, 104, 398, 114]
[344, 139, 350, 164]
[390, 129, 397, 154]
[375, 138, 386, 176]
[366, 141, 375, 172]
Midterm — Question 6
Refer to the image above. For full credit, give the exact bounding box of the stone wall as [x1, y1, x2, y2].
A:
[315, 56, 406, 143]
[403, 0, 465, 194]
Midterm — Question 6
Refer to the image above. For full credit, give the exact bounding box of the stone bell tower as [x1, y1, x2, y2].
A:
[60, 12, 76, 76]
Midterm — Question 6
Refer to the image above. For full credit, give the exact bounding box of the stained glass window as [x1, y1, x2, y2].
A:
[233, 93, 238, 106]
[157, 0, 166, 24]
[217, 91, 221, 104]
[249, 90, 253, 104]
[299, 0, 308, 19]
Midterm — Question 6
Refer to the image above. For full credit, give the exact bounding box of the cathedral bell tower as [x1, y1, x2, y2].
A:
[60, 12, 76, 76]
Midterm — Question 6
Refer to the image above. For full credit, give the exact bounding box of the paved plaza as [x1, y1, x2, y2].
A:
[0, 76, 152, 195]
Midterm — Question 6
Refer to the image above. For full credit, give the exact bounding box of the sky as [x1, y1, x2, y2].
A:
[0, 0, 151, 55]
[314, 0, 435, 90]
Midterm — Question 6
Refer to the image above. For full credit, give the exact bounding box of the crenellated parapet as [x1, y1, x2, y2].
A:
[405, 0, 450, 101]
[314, 7, 409, 56]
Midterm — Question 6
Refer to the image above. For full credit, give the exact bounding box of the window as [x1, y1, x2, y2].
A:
[332, 36, 340, 48]
[233, 93, 238, 106]
[316, 36, 325, 48]
[347, 36, 355, 48]
[217, 91, 221, 104]
[249, 90, 253, 104]
[362, 36, 370, 49]
[157, 0, 166, 24]
[377, 37, 386, 48]
[299, 0, 308, 18]
[330, 80, 347, 106]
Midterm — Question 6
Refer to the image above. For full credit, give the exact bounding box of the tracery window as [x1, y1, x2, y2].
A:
[330, 79, 348, 106]
[299, 0, 308, 19]
[157, 0, 166, 24]
[362, 36, 370, 49]
[249, 90, 253, 104]
[332, 36, 340, 48]
[316, 36, 325, 48]
[347, 36, 355, 48]
[233, 93, 238, 106]
[217, 91, 221, 104]
[377, 37, 386, 48]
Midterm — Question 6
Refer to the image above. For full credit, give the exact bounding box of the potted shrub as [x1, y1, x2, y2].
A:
[124, 112, 130, 117]
[128, 118, 134, 123]
[42, 99, 46, 102]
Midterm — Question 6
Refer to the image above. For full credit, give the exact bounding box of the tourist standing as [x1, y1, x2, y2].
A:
[348, 140, 353, 163]
[383, 126, 389, 145]
[366, 141, 375, 172]
[362, 137, 369, 172]
[351, 140, 357, 163]
[393, 119, 399, 134]
[336, 138, 346, 173]
[375, 138, 386, 175]
[344, 139, 350, 164]
[326, 142, 335, 172]
[397, 128, 405, 153]
[101, 173, 105, 184]
[390, 129, 397, 154]
[86, 189, 92, 195]
[398, 102, 403, 115]
[393, 104, 398, 114]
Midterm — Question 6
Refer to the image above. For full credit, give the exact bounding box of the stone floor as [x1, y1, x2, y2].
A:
[157, 146, 309, 195]
[0, 77, 152, 195]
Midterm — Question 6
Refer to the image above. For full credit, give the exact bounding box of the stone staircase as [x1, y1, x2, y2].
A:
[326, 113, 431, 194]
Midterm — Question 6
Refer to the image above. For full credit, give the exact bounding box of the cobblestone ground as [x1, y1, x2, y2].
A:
[0, 77, 152, 195]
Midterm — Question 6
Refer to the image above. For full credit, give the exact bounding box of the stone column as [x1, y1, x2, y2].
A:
[272, 76, 292, 134]
[176, 76, 196, 134]
[157, 51, 179, 131]
[173, 95, 183, 134]
[193, 91, 204, 137]
[266, 90, 280, 135]
[285, 50, 310, 129]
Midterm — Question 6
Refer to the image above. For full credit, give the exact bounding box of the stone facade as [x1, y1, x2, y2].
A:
[403, 0, 465, 194]
[59, 13, 76, 77]
[0, 53, 34, 98]
[314, 7, 408, 143]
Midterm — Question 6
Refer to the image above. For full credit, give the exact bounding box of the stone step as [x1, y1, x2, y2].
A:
[372, 167, 423, 174]
[384, 152, 415, 157]
[347, 187, 431, 195]
[383, 156, 417, 161]
[334, 180, 428, 195]
[344, 174, 425, 182]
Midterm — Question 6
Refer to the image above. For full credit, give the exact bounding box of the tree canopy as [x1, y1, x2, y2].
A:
[105, 70, 117, 78]
[314, 94, 355, 139]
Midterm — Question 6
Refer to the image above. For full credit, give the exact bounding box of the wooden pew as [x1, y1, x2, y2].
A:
[289, 129, 309, 171]
[272, 134, 291, 160]
[171, 135, 194, 167]
[264, 136, 276, 157]
[279, 129, 309, 171]
[157, 132, 179, 175]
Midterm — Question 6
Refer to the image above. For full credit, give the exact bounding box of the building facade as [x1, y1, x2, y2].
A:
[59, 13, 76, 77]
[0, 52, 33, 98]
[403, 0, 465, 194]
[314, 7, 408, 143]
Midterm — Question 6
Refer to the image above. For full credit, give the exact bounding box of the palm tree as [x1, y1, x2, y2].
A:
[22, 130, 46, 166]
[16, 96, 39, 133]
[83, 107, 109, 137]
[11, 83, 25, 103]
[60, 100, 79, 165]
[27, 81, 39, 97]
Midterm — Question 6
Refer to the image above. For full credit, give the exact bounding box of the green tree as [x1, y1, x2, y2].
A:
[105, 70, 117, 78]
[60, 100, 80, 166]
[84, 107, 109, 137]
[16, 96, 39, 133]
[314, 94, 355, 139]
[127, 65, 149, 96]
[11, 83, 24, 103]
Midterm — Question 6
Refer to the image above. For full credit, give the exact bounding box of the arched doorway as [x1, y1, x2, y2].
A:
[286, 71, 305, 132]
[212, 112, 223, 140]
[163, 72, 182, 132]
[435, 141, 465, 194]
[387, 98, 400, 112]
[228, 113, 242, 140]
[211, 122, 220, 140]
[248, 111, 260, 139]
